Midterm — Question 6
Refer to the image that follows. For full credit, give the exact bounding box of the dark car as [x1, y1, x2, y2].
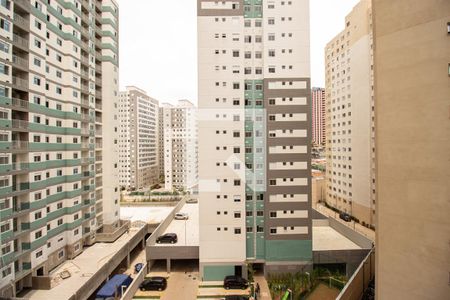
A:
[223, 276, 249, 290]
[134, 263, 144, 273]
[156, 233, 178, 244]
[224, 296, 250, 300]
[339, 212, 351, 222]
[139, 277, 167, 291]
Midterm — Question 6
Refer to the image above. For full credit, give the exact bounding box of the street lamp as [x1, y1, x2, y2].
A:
[305, 272, 311, 291]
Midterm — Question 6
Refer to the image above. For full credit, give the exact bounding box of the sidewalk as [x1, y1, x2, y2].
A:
[315, 204, 375, 241]
[254, 275, 272, 300]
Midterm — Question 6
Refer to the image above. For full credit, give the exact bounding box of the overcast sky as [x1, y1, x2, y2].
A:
[118, 0, 360, 104]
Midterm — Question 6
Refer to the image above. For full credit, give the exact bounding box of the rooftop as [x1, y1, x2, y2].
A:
[156, 202, 199, 246]
[312, 225, 361, 251]
[22, 227, 143, 300]
[120, 205, 174, 224]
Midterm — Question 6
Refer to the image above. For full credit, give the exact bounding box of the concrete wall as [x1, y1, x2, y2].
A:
[329, 218, 372, 249]
[120, 263, 147, 300]
[336, 249, 375, 300]
[313, 249, 370, 278]
[67, 225, 147, 300]
[373, 0, 450, 299]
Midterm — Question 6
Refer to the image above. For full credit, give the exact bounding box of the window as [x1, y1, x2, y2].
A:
[0, 18, 10, 32]
[234, 228, 241, 234]
[234, 180, 241, 186]
[35, 230, 42, 239]
[232, 50, 239, 57]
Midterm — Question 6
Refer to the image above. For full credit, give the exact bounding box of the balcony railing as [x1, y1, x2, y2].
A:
[12, 77, 29, 90]
[12, 55, 29, 69]
[12, 120, 29, 130]
[14, 0, 30, 11]
[12, 34, 29, 49]
[13, 13, 29, 29]
[11, 141, 28, 150]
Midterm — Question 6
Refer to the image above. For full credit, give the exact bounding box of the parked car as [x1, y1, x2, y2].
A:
[174, 212, 189, 220]
[134, 263, 144, 273]
[156, 233, 178, 244]
[339, 212, 351, 222]
[186, 198, 198, 204]
[95, 274, 133, 300]
[223, 276, 249, 290]
[139, 276, 167, 291]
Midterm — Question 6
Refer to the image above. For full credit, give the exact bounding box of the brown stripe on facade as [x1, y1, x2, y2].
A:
[198, 0, 244, 16]
[264, 77, 313, 241]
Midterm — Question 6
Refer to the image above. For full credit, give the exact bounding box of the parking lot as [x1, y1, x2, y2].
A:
[155, 202, 199, 247]
[134, 260, 199, 300]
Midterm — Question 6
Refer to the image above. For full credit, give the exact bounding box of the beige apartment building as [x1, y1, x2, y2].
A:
[161, 100, 198, 192]
[0, 0, 120, 297]
[311, 87, 325, 146]
[118, 86, 159, 189]
[198, 0, 312, 280]
[325, 0, 375, 227]
[373, 0, 450, 298]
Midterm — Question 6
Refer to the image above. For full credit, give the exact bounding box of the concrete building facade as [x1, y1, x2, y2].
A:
[198, 0, 312, 280]
[324, 0, 375, 228]
[311, 87, 325, 146]
[373, 0, 450, 298]
[118, 86, 159, 190]
[161, 100, 197, 192]
[0, 0, 120, 297]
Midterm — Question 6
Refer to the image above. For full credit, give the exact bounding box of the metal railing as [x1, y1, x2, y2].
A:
[12, 34, 29, 49]
[12, 55, 29, 69]
[10, 97, 29, 109]
[12, 119, 29, 130]
[11, 141, 28, 149]
[12, 77, 29, 90]
[13, 13, 29, 28]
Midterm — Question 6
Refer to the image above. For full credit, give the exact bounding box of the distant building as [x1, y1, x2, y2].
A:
[161, 100, 198, 192]
[118, 87, 159, 189]
[311, 88, 325, 146]
[325, 0, 375, 227]
[158, 107, 164, 179]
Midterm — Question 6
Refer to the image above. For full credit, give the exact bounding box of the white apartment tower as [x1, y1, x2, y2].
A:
[0, 0, 120, 297]
[161, 100, 198, 192]
[198, 0, 312, 280]
[325, 0, 375, 227]
[118, 86, 159, 189]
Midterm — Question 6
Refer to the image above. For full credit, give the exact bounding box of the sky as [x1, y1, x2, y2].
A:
[118, 0, 360, 104]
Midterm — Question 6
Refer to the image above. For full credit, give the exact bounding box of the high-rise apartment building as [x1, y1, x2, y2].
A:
[0, 0, 120, 296]
[311, 87, 325, 146]
[198, 0, 312, 280]
[118, 86, 159, 189]
[161, 100, 197, 192]
[373, 0, 450, 298]
[324, 0, 375, 227]
[158, 106, 164, 179]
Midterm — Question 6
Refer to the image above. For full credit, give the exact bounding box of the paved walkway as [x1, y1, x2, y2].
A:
[254, 275, 272, 300]
[315, 204, 375, 241]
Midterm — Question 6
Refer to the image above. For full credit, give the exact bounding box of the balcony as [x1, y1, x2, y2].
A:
[12, 34, 29, 50]
[14, 0, 31, 11]
[12, 77, 29, 90]
[11, 141, 29, 150]
[12, 55, 29, 72]
[12, 119, 29, 130]
[13, 13, 29, 30]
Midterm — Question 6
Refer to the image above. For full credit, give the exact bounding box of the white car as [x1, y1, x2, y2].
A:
[174, 213, 189, 220]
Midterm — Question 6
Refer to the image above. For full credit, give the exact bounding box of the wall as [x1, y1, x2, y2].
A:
[373, 0, 450, 299]
[120, 263, 147, 300]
